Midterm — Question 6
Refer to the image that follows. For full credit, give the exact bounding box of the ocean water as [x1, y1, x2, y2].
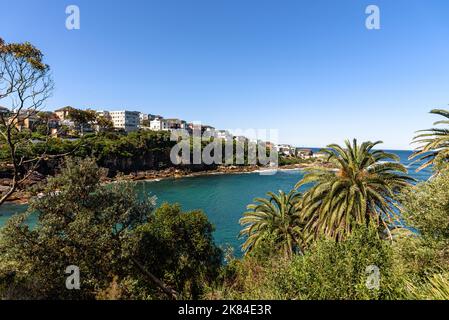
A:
[0, 150, 433, 254]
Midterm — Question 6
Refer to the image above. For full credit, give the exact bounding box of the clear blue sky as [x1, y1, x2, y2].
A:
[1, 0, 449, 149]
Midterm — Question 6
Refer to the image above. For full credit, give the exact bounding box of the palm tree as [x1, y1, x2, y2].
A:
[295, 139, 413, 242]
[239, 190, 306, 258]
[411, 109, 449, 171]
[407, 273, 449, 300]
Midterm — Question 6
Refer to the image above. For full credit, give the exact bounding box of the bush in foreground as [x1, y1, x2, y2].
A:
[209, 225, 407, 300]
[0, 158, 221, 299]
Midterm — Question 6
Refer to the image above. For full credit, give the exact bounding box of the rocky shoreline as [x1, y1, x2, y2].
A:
[114, 161, 334, 182]
[2, 161, 333, 205]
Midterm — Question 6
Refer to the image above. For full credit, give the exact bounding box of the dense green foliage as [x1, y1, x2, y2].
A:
[130, 203, 222, 299]
[0, 130, 177, 176]
[394, 167, 449, 288]
[238, 139, 415, 261]
[0, 130, 161, 161]
[78, 130, 174, 162]
[211, 225, 406, 300]
[407, 273, 449, 300]
[2, 106, 449, 300]
[296, 139, 413, 241]
[4, 37, 449, 300]
[239, 190, 305, 258]
[214, 133, 449, 300]
[0, 158, 221, 299]
[279, 156, 315, 166]
[1, 130, 290, 175]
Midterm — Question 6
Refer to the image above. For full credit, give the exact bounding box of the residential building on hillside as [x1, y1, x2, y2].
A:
[54, 106, 72, 121]
[54, 106, 77, 128]
[215, 130, 233, 141]
[95, 110, 114, 132]
[9, 110, 40, 131]
[166, 118, 187, 130]
[187, 123, 200, 135]
[187, 123, 215, 135]
[38, 111, 60, 128]
[203, 126, 215, 133]
[139, 113, 148, 123]
[150, 117, 169, 131]
[108, 110, 140, 132]
[275, 144, 295, 156]
[296, 148, 314, 159]
[0, 105, 11, 117]
[235, 136, 249, 143]
[97, 110, 111, 120]
[265, 141, 274, 150]
[140, 113, 161, 124]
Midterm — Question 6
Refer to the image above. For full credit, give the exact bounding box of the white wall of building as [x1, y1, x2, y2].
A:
[108, 110, 140, 132]
[150, 118, 169, 131]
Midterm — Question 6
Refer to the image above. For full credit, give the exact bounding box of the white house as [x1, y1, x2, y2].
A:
[150, 117, 169, 131]
[274, 144, 295, 156]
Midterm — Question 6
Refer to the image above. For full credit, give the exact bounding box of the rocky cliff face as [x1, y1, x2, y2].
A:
[1, 147, 223, 188]
[99, 150, 217, 176]
[100, 151, 169, 175]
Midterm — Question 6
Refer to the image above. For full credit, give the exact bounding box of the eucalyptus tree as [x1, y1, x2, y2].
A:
[411, 109, 449, 171]
[295, 139, 413, 241]
[239, 190, 306, 258]
[66, 107, 97, 135]
[0, 37, 58, 205]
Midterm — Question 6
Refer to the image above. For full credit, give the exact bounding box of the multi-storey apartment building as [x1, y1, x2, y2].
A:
[107, 110, 140, 132]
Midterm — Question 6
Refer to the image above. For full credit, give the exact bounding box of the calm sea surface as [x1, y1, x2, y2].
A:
[0, 150, 432, 254]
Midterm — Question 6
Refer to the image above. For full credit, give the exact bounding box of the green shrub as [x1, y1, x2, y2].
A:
[406, 272, 449, 300]
[129, 203, 222, 299]
[0, 158, 221, 300]
[393, 167, 449, 292]
[210, 225, 407, 300]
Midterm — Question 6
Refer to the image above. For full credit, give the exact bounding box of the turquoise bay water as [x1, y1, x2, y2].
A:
[0, 150, 432, 254]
